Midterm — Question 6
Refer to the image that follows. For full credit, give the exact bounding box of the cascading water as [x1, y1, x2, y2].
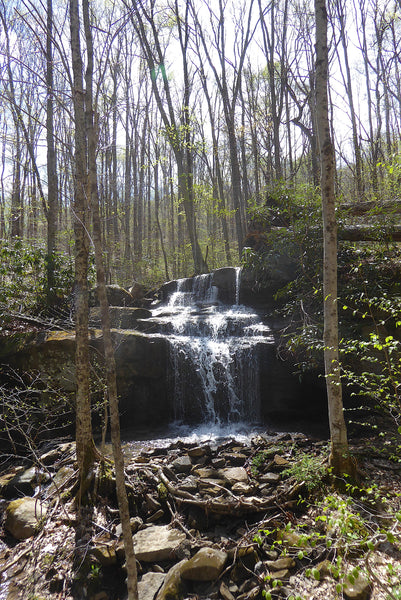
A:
[152, 268, 272, 435]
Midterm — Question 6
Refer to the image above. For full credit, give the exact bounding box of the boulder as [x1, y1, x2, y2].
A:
[181, 547, 228, 581]
[133, 525, 186, 562]
[128, 281, 145, 300]
[0, 466, 49, 499]
[5, 497, 46, 539]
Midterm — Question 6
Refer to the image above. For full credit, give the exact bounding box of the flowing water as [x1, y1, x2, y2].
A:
[149, 268, 273, 440]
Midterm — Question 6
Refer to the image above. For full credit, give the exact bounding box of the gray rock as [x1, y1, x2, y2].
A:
[138, 572, 166, 600]
[5, 497, 46, 540]
[180, 547, 228, 581]
[133, 525, 186, 562]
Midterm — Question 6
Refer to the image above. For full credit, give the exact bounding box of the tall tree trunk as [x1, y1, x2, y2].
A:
[69, 0, 95, 494]
[314, 0, 353, 477]
[82, 1, 138, 596]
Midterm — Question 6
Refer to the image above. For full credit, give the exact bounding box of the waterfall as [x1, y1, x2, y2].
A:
[152, 269, 272, 433]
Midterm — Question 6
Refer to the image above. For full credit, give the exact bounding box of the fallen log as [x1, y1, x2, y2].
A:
[338, 199, 401, 216]
[338, 224, 401, 242]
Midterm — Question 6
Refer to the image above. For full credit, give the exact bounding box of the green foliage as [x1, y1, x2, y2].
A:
[0, 239, 95, 316]
[282, 451, 328, 491]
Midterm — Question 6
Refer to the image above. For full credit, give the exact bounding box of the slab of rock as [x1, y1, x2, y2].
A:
[5, 497, 46, 540]
[181, 547, 228, 581]
[138, 572, 166, 600]
[133, 525, 186, 562]
[265, 557, 296, 571]
[219, 467, 248, 486]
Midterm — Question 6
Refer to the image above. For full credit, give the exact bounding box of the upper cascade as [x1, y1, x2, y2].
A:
[151, 268, 272, 432]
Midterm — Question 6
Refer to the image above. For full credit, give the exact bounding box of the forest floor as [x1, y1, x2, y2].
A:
[0, 427, 401, 600]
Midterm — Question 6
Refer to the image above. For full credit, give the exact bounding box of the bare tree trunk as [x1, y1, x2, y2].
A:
[82, 1, 138, 596]
[315, 0, 353, 478]
[69, 0, 95, 495]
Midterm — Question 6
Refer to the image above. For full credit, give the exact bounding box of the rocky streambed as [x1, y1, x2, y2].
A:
[1, 433, 401, 600]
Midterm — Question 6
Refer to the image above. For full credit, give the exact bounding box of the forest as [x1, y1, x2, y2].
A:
[1, 1, 401, 600]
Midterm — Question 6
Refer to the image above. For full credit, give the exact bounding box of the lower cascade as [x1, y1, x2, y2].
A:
[152, 268, 272, 433]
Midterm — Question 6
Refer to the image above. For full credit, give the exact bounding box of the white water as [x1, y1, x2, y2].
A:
[152, 268, 272, 436]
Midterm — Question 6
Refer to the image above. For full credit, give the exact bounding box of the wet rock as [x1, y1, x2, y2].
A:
[171, 455, 192, 474]
[5, 497, 46, 539]
[138, 572, 166, 600]
[155, 559, 188, 600]
[132, 524, 186, 562]
[219, 467, 248, 486]
[343, 574, 371, 600]
[180, 547, 228, 581]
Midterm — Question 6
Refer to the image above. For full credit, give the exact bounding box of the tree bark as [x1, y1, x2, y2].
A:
[315, 0, 352, 477]
[82, 1, 138, 596]
[69, 0, 95, 495]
